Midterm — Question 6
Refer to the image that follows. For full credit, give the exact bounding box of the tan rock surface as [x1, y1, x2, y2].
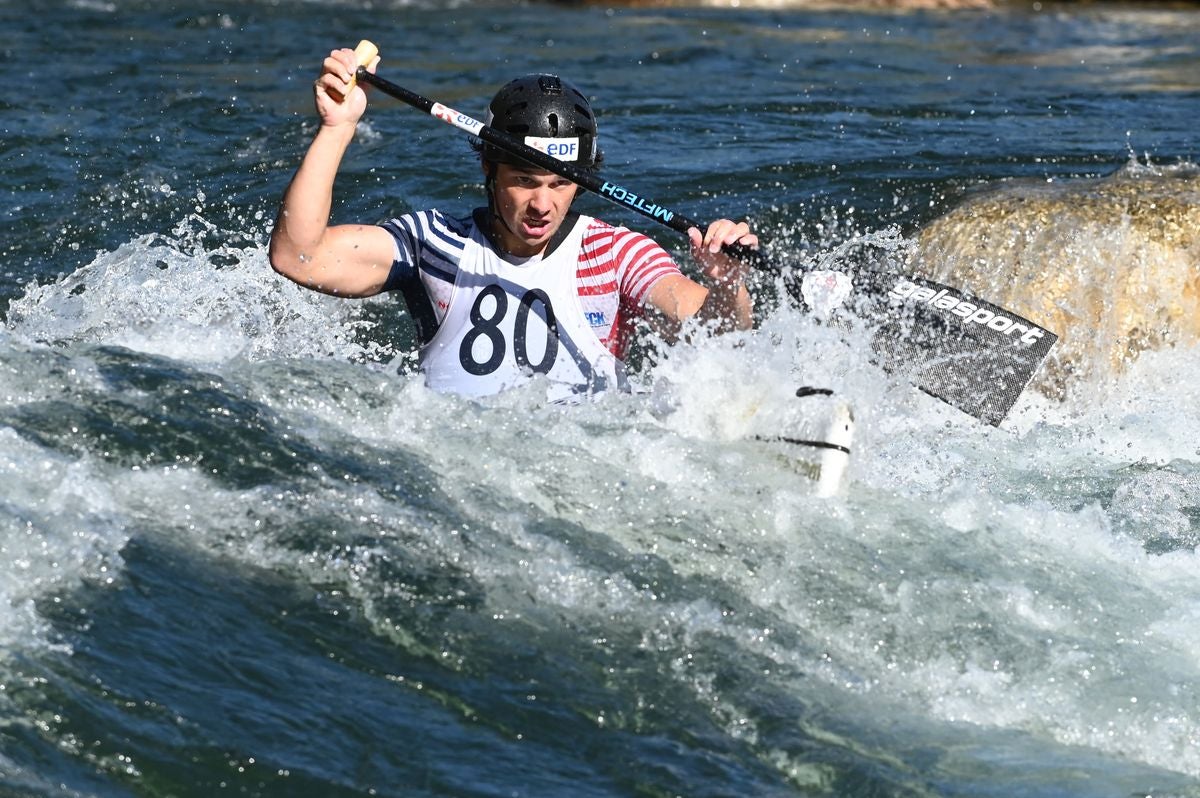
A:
[910, 165, 1200, 397]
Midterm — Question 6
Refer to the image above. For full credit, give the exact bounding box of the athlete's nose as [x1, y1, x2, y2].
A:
[528, 185, 554, 215]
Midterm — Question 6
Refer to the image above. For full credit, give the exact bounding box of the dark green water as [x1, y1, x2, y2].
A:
[3, 1, 1200, 796]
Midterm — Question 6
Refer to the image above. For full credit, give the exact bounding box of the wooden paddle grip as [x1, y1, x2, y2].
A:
[346, 39, 379, 95]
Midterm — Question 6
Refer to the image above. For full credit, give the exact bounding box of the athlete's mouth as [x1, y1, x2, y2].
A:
[521, 217, 551, 238]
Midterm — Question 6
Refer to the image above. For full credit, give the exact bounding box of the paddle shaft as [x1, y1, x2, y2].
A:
[354, 68, 759, 261]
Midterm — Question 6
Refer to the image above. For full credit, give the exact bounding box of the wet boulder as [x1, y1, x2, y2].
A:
[909, 164, 1200, 397]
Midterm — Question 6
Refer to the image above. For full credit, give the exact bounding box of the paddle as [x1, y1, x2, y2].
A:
[347, 41, 1057, 426]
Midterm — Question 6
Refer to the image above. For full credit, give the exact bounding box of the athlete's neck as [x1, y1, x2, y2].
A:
[475, 208, 580, 260]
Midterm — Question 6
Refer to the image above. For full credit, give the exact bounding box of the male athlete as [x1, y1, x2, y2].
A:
[270, 47, 758, 400]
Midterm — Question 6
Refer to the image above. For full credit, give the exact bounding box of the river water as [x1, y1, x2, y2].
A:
[3, 1, 1200, 796]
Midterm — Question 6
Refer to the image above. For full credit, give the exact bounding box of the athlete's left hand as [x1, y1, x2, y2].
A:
[688, 219, 758, 287]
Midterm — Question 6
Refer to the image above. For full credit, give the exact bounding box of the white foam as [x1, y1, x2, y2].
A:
[0, 428, 129, 652]
[5, 216, 387, 366]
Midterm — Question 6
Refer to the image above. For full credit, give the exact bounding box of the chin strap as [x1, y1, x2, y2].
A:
[483, 162, 520, 245]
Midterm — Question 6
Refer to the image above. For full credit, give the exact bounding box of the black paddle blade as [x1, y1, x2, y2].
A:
[855, 274, 1057, 426]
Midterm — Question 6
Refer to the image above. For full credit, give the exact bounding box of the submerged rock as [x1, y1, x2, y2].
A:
[910, 162, 1200, 397]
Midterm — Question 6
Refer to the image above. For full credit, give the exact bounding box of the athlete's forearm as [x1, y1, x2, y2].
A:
[696, 280, 753, 333]
[684, 220, 755, 332]
[644, 272, 752, 339]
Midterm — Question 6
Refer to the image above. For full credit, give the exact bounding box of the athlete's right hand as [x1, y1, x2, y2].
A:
[313, 47, 379, 128]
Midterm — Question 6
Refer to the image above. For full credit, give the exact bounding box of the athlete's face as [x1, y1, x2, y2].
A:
[488, 163, 578, 257]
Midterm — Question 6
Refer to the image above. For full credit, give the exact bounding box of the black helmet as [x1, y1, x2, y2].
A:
[481, 74, 600, 170]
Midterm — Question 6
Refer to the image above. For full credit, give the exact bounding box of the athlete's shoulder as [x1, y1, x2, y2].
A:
[581, 215, 625, 241]
[583, 217, 673, 260]
[584, 215, 615, 233]
[381, 209, 472, 241]
[582, 216, 665, 250]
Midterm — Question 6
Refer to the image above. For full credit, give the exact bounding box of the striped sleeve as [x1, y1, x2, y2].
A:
[377, 210, 473, 344]
[379, 210, 469, 291]
[581, 219, 680, 307]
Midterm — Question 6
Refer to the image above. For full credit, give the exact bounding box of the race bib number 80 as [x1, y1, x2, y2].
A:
[459, 285, 560, 376]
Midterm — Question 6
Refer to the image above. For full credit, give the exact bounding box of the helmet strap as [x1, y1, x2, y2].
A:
[482, 161, 519, 243]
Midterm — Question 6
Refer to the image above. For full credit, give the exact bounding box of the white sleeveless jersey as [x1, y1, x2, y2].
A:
[419, 215, 627, 401]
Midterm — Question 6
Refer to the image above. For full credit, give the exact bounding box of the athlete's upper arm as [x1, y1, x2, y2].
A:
[273, 222, 397, 298]
[605, 224, 683, 307]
